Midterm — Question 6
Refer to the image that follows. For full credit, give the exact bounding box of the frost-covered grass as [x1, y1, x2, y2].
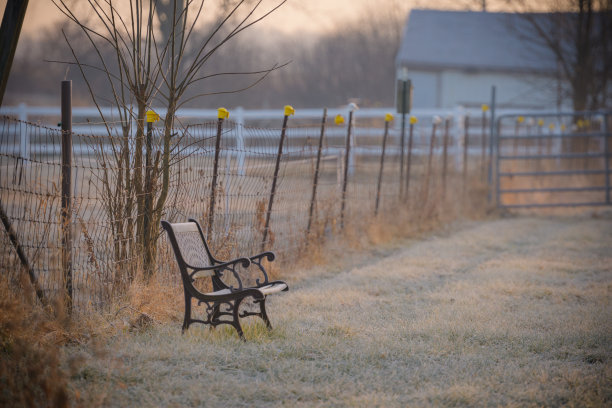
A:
[67, 216, 612, 407]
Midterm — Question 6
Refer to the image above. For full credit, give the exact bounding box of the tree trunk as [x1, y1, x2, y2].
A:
[134, 85, 147, 276]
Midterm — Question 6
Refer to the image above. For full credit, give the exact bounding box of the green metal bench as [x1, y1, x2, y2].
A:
[161, 219, 288, 339]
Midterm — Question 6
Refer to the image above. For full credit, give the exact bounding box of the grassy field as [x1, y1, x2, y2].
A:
[59, 215, 612, 407]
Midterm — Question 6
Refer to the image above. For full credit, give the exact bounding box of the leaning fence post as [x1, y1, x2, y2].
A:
[340, 105, 357, 230]
[423, 116, 440, 205]
[405, 116, 417, 200]
[262, 105, 294, 251]
[208, 107, 228, 239]
[375, 113, 393, 216]
[60, 80, 73, 312]
[307, 108, 327, 235]
[0, 203, 47, 305]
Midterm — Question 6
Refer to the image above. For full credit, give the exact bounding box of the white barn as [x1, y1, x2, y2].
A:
[396, 10, 561, 110]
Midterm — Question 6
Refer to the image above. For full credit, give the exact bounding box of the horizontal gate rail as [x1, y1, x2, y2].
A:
[499, 152, 609, 160]
[498, 169, 609, 177]
[499, 186, 608, 194]
[501, 202, 610, 209]
[494, 110, 612, 209]
[498, 131, 608, 140]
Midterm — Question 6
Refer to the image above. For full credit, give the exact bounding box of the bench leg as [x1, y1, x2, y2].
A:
[211, 302, 221, 325]
[182, 292, 192, 333]
[232, 297, 246, 340]
[256, 298, 272, 329]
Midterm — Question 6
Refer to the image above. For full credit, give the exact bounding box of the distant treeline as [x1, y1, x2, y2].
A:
[5, 4, 408, 109]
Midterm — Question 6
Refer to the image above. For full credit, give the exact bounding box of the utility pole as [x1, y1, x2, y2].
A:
[0, 0, 30, 107]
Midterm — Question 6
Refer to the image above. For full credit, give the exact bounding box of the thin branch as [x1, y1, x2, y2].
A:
[177, 62, 282, 108]
[181, 0, 287, 91]
[186, 61, 291, 87]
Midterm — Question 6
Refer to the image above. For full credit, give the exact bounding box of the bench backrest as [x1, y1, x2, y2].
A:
[161, 221, 215, 271]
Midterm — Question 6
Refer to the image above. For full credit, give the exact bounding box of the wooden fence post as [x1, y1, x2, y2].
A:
[481, 104, 489, 181]
[442, 117, 450, 200]
[61, 80, 73, 312]
[340, 109, 355, 230]
[208, 108, 228, 238]
[462, 115, 470, 200]
[405, 116, 417, 200]
[143, 109, 159, 276]
[0, 203, 47, 305]
[262, 105, 294, 251]
[307, 108, 327, 235]
[604, 114, 610, 204]
[375, 114, 393, 216]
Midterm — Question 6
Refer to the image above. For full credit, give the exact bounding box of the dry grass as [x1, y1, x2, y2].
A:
[61, 214, 611, 407]
[0, 277, 82, 408]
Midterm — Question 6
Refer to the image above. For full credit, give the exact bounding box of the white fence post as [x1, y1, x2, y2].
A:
[18, 103, 29, 161]
[454, 106, 464, 171]
[235, 106, 245, 176]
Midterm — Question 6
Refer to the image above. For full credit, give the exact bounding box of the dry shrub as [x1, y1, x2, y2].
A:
[117, 276, 183, 329]
[286, 171, 486, 277]
[255, 199, 267, 233]
[0, 278, 73, 408]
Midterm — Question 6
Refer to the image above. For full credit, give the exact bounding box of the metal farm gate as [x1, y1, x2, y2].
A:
[494, 111, 611, 209]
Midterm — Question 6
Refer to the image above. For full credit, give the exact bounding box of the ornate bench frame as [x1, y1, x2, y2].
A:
[161, 219, 288, 339]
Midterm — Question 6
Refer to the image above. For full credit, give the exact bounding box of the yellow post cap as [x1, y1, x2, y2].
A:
[409, 116, 418, 125]
[577, 119, 584, 128]
[146, 110, 160, 123]
[481, 104, 489, 112]
[334, 114, 345, 125]
[284, 105, 295, 116]
[560, 124, 567, 131]
[537, 119, 544, 126]
[517, 116, 525, 123]
[548, 123, 555, 130]
[217, 107, 229, 119]
[385, 113, 394, 122]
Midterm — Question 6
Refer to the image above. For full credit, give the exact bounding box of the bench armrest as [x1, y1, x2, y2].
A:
[248, 251, 276, 286]
[186, 257, 251, 291]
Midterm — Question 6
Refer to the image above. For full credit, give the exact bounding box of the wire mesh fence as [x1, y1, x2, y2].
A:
[0, 109, 488, 310]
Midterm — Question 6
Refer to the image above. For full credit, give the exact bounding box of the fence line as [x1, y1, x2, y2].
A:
[1, 105, 505, 310]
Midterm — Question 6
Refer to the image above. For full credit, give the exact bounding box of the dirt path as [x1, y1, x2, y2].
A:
[70, 215, 612, 407]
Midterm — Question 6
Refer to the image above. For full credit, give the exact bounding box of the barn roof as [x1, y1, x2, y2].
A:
[396, 9, 558, 74]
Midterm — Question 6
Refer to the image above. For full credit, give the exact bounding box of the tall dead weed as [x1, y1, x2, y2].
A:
[0, 278, 77, 408]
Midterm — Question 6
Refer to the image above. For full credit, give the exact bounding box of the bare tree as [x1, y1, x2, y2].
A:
[51, 0, 287, 286]
[508, 0, 612, 112]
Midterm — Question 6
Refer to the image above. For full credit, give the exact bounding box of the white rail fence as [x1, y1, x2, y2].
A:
[1, 104, 557, 169]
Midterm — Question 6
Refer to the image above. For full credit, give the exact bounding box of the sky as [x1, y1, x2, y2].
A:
[7, 0, 366, 37]
[1, 0, 518, 39]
